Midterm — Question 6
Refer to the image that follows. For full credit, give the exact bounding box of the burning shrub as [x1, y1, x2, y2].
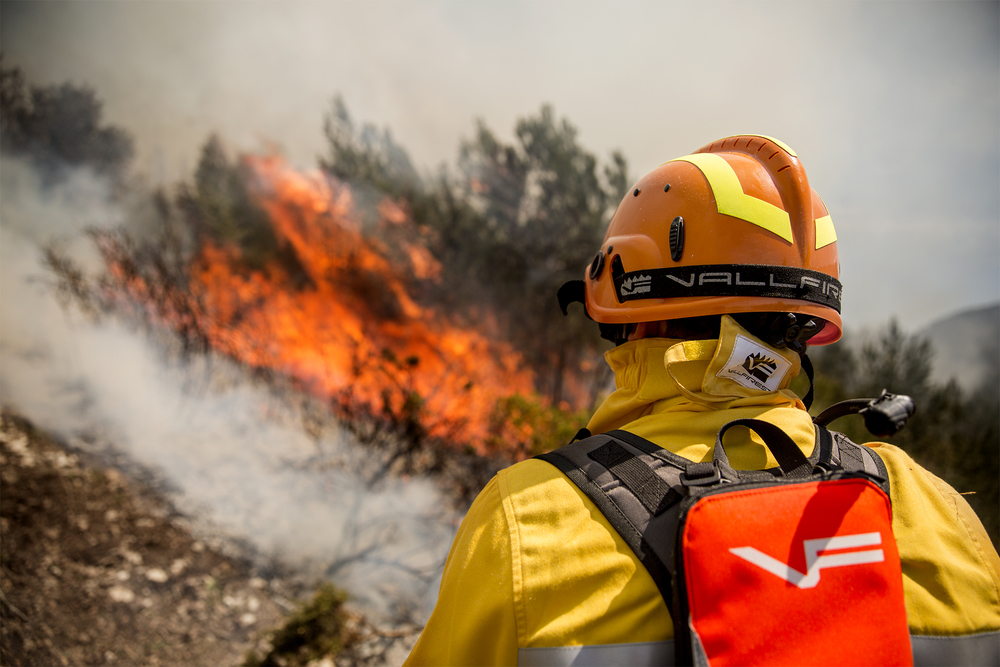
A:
[177, 135, 314, 279]
[321, 100, 625, 411]
[41, 95, 627, 468]
[48, 146, 556, 460]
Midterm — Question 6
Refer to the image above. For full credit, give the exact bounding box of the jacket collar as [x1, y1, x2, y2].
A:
[587, 316, 805, 435]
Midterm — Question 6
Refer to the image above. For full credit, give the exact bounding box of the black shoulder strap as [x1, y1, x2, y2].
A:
[536, 432, 688, 605]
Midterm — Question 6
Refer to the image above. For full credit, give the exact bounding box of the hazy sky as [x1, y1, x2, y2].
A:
[2, 0, 998, 331]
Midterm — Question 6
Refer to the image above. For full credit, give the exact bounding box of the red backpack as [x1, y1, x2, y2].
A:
[537, 417, 912, 666]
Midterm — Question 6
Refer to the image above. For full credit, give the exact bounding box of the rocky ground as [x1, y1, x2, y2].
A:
[0, 410, 416, 667]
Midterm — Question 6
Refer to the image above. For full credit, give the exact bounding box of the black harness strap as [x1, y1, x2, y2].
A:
[538, 449, 645, 551]
[589, 441, 681, 516]
[536, 435, 686, 605]
[715, 419, 813, 478]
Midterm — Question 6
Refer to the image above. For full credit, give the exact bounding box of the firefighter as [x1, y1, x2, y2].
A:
[404, 136, 1000, 666]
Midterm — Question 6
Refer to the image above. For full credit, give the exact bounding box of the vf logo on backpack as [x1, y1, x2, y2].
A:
[729, 532, 885, 589]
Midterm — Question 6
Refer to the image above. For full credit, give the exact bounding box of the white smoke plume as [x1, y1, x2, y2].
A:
[0, 156, 456, 619]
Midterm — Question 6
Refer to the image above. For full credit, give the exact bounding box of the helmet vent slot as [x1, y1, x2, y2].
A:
[669, 216, 685, 262]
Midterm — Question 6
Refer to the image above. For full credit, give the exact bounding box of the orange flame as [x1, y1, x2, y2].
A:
[134, 155, 542, 454]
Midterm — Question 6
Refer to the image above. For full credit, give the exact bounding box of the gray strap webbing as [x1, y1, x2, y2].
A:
[518, 640, 674, 667]
[830, 430, 891, 495]
[912, 631, 1000, 666]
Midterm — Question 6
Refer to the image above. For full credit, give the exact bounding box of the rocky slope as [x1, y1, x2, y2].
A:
[0, 410, 309, 666]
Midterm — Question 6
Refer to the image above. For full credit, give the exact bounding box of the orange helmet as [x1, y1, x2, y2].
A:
[568, 135, 842, 345]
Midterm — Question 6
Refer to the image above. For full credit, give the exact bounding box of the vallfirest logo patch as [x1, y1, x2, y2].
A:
[718, 334, 792, 392]
[620, 274, 652, 296]
[742, 352, 778, 383]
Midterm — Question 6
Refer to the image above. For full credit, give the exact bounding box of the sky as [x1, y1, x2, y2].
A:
[1, 0, 998, 331]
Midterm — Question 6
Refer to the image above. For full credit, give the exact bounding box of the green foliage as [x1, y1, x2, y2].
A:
[0, 59, 133, 182]
[177, 135, 289, 272]
[810, 321, 999, 547]
[456, 106, 626, 404]
[319, 95, 420, 202]
[489, 393, 591, 458]
[244, 582, 351, 667]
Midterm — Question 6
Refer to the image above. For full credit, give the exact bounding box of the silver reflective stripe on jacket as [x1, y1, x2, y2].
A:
[518, 641, 673, 667]
[517, 631, 1000, 667]
[912, 631, 1000, 666]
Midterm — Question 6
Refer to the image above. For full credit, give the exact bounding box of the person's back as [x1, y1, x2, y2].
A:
[405, 136, 1000, 666]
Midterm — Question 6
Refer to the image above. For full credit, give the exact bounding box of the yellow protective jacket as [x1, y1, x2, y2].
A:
[405, 317, 1000, 666]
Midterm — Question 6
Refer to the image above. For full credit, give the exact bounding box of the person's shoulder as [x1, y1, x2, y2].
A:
[861, 440, 914, 466]
[863, 441, 967, 503]
[496, 455, 580, 499]
[494, 454, 602, 523]
[864, 440, 1000, 631]
[862, 441, 958, 508]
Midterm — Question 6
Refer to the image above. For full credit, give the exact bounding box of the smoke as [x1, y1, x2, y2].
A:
[0, 155, 456, 618]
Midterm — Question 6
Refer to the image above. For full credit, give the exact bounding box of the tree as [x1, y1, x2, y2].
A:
[0, 59, 132, 183]
[319, 95, 420, 205]
[0, 59, 30, 148]
[950, 337, 1000, 547]
[454, 106, 628, 405]
[176, 135, 288, 273]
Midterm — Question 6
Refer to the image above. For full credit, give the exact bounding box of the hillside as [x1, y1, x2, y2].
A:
[919, 303, 999, 392]
[0, 410, 418, 666]
[0, 411, 295, 665]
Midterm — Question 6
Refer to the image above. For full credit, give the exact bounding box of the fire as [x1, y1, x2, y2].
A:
[105, 155, 543, 454]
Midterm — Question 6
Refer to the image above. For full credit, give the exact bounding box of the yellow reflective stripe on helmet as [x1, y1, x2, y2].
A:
[671, 153, 794, 243]
[815, 214, 837, 249]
